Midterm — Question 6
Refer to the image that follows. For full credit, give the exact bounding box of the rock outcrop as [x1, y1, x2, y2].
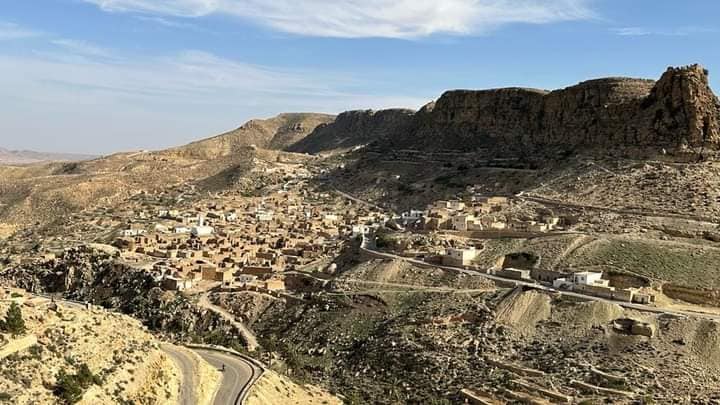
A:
[286, 109, 415, 154]
[400, 64, 720, 152]
[291, 64, 720, 154]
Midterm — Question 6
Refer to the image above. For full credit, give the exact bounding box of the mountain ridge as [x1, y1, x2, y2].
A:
[0, 147, 97, 165]
[164, 112, 335, 160]
[287, 64, 720, 155]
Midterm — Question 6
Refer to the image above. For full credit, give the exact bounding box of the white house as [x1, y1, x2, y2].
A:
[256, 210, 274, 222]
[174, 226, 191, 234]
[572, 272, 609, 287]
[401, 210, 424, 220]
[191, 216, 213, 237]
[120, 229, 146, 237]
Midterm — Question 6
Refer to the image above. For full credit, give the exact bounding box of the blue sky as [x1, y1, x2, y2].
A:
[1, 0, 719, 154]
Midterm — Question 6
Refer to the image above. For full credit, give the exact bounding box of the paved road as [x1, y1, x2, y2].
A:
[194, 349, 259, 405]
[26, 294, 264, 404]
[161, 344, 199, 405]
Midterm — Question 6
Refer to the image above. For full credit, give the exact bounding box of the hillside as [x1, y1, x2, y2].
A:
[0, 290, 185, 404]
[167, 113, 335, 159]
[246, 257, 720, 403]
[0, 143, 311, 235]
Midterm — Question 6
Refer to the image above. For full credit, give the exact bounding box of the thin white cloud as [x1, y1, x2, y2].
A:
[0, 22, 42, 40]
[134, 15, 202, 30]
[51, 39, 115, 59]
[82, 0, 595, 38]
[612, 26, 718, 37]
[612, 27, 652, 37]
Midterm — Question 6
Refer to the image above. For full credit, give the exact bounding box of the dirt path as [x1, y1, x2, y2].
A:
[336, 278, 494, 293]
[548, 234, 597, 270]
[197, 293, 259, 352]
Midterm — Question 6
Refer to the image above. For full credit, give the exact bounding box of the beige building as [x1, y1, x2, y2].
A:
[443, 247, 479, 266]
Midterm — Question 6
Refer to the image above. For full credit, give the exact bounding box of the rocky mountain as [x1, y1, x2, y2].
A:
[0, 147, 97, 165]
[166, 113, 335, 159]
[290, 64, 720, 155]
[285, 109, 415, 154]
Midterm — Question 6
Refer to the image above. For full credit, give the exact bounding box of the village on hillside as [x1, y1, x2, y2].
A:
[4, 156, 655, 311]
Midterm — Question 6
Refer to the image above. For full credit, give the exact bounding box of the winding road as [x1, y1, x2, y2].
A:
[35, 294, 263, 405]
[162, 344, 262, 405]
[161, 344, 200, 405]
[195, 349, 260, 405]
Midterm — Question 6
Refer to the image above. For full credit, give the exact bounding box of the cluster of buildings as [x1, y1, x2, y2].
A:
[493, 267, 656, 304]
[113, 189, 387, 293]
[398, 196, 560, 233]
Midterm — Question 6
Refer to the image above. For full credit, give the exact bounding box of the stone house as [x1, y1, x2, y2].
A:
[443, 247, 479, 267]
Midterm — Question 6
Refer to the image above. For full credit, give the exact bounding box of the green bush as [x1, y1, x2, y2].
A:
[1, 302, 26, 337]
[54, 369, 84, 404]
[54, 363, 101, 404]
[28, 345, 43, 360]
[76, 363, 102, 387]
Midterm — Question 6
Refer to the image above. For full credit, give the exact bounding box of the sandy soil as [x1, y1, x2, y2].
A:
[246, 368, 342, 405]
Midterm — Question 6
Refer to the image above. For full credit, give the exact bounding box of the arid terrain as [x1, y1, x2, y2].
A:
[2, 64, 720, 404]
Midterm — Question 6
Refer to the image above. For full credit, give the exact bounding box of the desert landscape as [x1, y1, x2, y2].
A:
[2, 1, 720, 403]
[1, 63, 720, 403]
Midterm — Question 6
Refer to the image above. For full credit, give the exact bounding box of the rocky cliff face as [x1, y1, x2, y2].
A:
[286, 109, 415, 154]
[392, 64, 720, 152]
[291, 65, 720, 154]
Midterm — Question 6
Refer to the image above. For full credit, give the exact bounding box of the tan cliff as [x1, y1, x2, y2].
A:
[291, 64, 720, 154]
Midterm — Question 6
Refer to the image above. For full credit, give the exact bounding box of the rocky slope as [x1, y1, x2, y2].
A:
[167, 113, 335, 159]
[286, 109, 415, 154]
[247, 258, 720, 404]
[246, 369, 342, 405]
[292, 64, 720, 154]
[0, 292, 181, 404]
[1, 247, 251, 350]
